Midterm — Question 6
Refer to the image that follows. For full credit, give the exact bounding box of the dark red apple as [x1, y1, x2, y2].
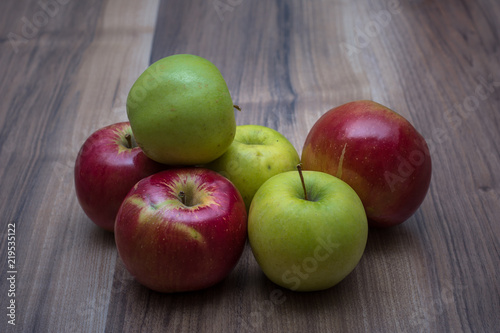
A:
[114, 168, 247, 293]
[74, 122, 167, 232]
[301, 100, 432, 227]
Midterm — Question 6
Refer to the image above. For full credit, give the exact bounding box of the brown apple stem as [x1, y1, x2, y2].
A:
[297, 164, 308, 201]
[233, 105, 242, 111]
[125, 134, 133, 149]
[179, 191, 186, 205]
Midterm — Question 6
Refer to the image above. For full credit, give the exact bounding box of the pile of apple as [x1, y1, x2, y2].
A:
[74, 54, 432, 293]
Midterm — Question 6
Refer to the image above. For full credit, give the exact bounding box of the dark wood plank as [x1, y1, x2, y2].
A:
[0, 0, 499, 332]
[1, 0, 159, 332]
[0, 1, 109, 331]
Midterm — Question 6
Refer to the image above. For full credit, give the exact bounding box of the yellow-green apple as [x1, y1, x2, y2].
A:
[114, 168, 247, 293]
[204, 125, 300, 210]
[301, 100, 432, 228]
[126, 54, 236, 165]
[74, 122, 167, 232]
[248, 166, 368, 292]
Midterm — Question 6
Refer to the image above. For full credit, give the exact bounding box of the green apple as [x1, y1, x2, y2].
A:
[248, 167, 368, 292]
[204, 125, 300, 210]
[126, 54, 236, 165]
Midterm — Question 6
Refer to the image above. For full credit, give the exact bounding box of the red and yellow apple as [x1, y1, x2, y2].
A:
[114, 168, 247, 293]
[301, 100, 432, 227]
[74, 122, 167, 232]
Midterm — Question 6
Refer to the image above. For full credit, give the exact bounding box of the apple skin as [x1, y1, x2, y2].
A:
[301, 100, 432, 228]
[74, 122, 167, 232]
[204, 125, 300, 211]
[248, 170, 368, 292]
[126, 54, 236, 165]
[114, 168, 248, 293]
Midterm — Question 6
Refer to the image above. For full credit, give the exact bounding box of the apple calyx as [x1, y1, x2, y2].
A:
[296, 163, 309, 201]
[233, 105, 242, 111]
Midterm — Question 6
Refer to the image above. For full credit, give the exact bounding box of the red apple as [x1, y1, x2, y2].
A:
[74, 122, 167, 232]
[301, 100, 432, 227]
[114, 168, 247, 293]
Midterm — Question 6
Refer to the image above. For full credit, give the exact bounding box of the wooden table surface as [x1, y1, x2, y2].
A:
[1, 0, 499, 332]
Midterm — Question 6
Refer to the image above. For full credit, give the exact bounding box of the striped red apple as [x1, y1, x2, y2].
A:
[114, 168, 247, 293]
[74, 122, 167, 232]
[301, 100, 432, 227]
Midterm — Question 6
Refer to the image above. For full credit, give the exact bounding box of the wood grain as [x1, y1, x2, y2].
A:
[1, 0, 499, 332]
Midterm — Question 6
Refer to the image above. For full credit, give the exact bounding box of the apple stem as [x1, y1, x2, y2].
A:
[179, 191, 186, 205]
[125, 134, 133, 149]
[297, 164, 308, 201]
[233, 105, 242, 111]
